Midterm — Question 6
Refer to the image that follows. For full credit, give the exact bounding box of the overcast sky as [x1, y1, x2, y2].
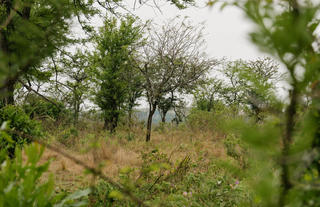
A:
[122, 1, 266, 60]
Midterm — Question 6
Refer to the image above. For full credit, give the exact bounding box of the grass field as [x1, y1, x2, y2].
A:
[34, 116, 250, 206]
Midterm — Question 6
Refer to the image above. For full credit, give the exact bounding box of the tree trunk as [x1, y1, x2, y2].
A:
[128, 110, 132, 127]
[1, 79, 15, 106]
[128, 103, 134, 129]
[161, 115, 166, 123]
[160, 111, 168, 123]
[279, 86, 297, 207]
[74, 101, 80, 126]
[0, 27, 14, 106]
[208, 95, 214, 112]
[104, 113, 118, 133]
[0, 1, 28, 107]
[112, 115, 118, 133]
[104, 118, 108, 130]
[146, 104, 156, 142]
[6, 80, 14, 105]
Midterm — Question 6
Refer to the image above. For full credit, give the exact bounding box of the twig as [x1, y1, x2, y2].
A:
[18, 80, 59, 107]
[148, 174, 164, 191]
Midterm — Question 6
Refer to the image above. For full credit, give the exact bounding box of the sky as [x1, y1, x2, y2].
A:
[122, 1, 266, 60]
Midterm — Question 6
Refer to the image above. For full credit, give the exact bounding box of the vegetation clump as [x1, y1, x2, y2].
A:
[0, 105, 43, 158]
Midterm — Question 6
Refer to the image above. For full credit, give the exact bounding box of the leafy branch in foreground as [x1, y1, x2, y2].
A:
[0, 105, 43, 158]
[0, 143, 91, 207]
[209, 0, 320, 206]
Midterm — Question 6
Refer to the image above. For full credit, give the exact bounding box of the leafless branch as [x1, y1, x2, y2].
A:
[18, 80, 59, 107]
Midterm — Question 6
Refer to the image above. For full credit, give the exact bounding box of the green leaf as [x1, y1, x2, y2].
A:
[108, 190, 124, 200]
[54, 188, 91, 207]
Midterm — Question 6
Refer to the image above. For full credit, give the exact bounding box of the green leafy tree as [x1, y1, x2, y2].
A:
[23, 94, 67, 121]
[193, 79, 224, 112]
[53, 50, 91, 125]
[171, 98, 187, 124]
[123, 66, 144, 127]
[158, 92, 188, 124]
[221, 58, 281, 121]
[0, 0, 79, 106]
[210, 0, 320, 206]
[158, 92, 176, 123]
[92, 16, 145, 133]
[0, 0, 196, 107]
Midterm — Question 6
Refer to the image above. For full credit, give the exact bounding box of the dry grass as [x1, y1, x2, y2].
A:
[39, 124, 228, 191]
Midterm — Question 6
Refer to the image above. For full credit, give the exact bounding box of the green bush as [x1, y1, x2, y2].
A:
[0, 143, 90, 206]
[57, 127, 79, 147]
[0, 105, 43, 158]
[186, 109, 232, 132]
[186, 110, 216, 131]
[223, 134, 248, 168]
[23, 95, 68, 121]
[89, 181, 116, 207]
[90, 150, 251, 207]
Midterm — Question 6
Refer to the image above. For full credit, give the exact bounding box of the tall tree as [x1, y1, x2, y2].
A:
[0, 0, 196, 96]
[138, 17, 218, 141]
[92, 15, 145, 133]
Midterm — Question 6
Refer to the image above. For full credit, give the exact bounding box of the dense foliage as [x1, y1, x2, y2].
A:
[0, 105, 42, 158]
[23, 95, 67, 121]
[208, 0, 320, 206]
[0, 143, 90, 206]
[92, 16, 145, 133]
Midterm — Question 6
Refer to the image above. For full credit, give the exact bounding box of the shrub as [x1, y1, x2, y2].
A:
[0, 105, 43, 158]
[89, 181, 116, 207]
[89, 149, 251, 207]
[23, 95, 68, 121]
[223, 134, 248, 168]
[57, 127, 79, 147]
[0, 143, 90, 206]
[186, 109, 231, 132]
[186, 110, 217, 131]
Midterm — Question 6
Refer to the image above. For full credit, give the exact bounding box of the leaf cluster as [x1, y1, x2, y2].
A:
[0, 143, 91, 207]
[0, 105, 43, 157]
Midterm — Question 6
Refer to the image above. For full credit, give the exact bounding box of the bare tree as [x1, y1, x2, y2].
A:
[137, 17, 218, 142]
